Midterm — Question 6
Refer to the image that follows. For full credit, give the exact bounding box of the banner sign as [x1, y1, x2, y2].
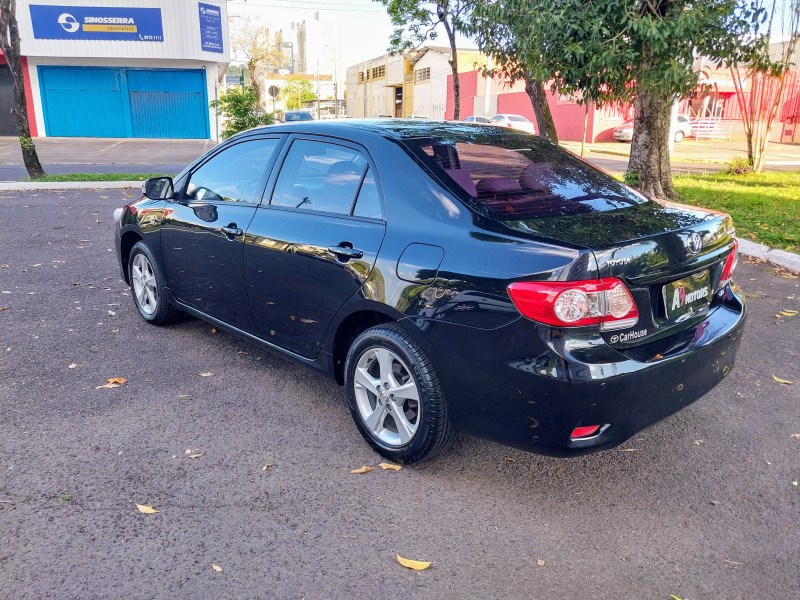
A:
[198, 3, 223, 53]
[29, 5, 164, 42]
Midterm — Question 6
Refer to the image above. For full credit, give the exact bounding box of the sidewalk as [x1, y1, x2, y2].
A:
[560, 139, 800, 166]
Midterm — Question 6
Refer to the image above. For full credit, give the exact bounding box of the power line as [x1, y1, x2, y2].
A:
[228, 0, 385, 11]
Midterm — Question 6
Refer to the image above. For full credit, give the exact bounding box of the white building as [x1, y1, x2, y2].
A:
[8, 0, 230, 140]
[345, 47, 485, 119]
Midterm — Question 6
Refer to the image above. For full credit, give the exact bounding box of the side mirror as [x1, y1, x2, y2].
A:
[142, 176, 174, 200]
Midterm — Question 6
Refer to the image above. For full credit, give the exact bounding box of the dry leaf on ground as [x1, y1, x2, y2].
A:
[136, 503, 158, 514]
[378, 462, 402, 471]
[351, 465, 374, 475]
[199, 372, 213, 377]
[791, 433, 800, 440]
[780, 309, 798, 317]
[107, 377, 126, 384]
[772, 375, 794, 385]
[210, 327, 218, 334]
[211, 564, 223, 572]
[537, 559, 545, 567]
[262, 463, 273, 471]
[396, 554, 432, 570]
[68, 363, 77, 369]
[187, 453, 204, 459]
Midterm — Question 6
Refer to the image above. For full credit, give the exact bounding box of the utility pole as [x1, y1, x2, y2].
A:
[316, 60, 320, 120]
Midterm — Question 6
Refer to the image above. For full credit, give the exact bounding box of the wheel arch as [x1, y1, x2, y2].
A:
[330, 307, 399, 385]
[120, 230, 143, 285]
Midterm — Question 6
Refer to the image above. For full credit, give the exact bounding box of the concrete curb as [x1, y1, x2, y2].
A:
[0, 180, 141, 191]
[1, 179, 796, 273]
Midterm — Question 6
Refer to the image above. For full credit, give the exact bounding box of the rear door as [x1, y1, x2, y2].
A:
[161, 136, 284, 332]
[243, 136, 386, 358]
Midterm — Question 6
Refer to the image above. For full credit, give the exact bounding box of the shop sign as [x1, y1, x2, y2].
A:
[29, 5, 164, 42]
[198, 3, 223, 53]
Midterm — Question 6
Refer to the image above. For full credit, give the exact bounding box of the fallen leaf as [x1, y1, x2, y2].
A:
[68, 363, 77, 369]
[107, 310, 116, 316]
[262, 463, 273, 471]
[199, 372, 213, 377]
[537, 559, 545, 567]
[723, 560, 744, 565]
[0, 307, 8, 311]
[793, 480, 798, 487]
[136, 503, 158, 514]
[31, 263, 42, 268]
[95, 383, 120, 389]
[211, 564, 223, 573]
[692, 439, 704, 446]
[780, 309, 798, 317]
[351, 465, 374, 475]
[396, 554, 432, 570]
[503, 456, 516, 463]
[669, 596, 682, 600]
[378, 462, 402, 471]
[107, 377, 126, 385]
[619, 448, 637, 452]
[791, 433, 800, 440]
[772, 375, 793, 385]
[210, 327, 218, 334]
[187, 453, 204, 459]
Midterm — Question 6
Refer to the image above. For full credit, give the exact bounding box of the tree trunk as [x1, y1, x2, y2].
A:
[627, 87, 675, 199]
[0, 0, 44, 178]
[524, 78, 558, 143]
[443, 18, 460, 120]
[248, 61, 262, 105]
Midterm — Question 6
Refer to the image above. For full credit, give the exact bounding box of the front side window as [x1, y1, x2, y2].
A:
[271, 139, 374, 216]
[184, 138, 280, 203]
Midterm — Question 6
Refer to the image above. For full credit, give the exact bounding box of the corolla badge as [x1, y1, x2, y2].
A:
[686, 232, 703, 255]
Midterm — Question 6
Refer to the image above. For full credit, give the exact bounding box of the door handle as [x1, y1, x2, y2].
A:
[328, 243, 363, 260]
[221, 225, 244, 238]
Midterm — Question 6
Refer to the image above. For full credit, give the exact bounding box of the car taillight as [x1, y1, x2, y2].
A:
[507, 278, 639, 331]
[719, 239, 738, 289]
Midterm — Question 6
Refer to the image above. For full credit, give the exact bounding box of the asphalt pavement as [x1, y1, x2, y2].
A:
[1, 189, 799, 599]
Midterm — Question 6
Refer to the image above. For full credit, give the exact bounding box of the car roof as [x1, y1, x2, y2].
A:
[235, 119, 529, 143]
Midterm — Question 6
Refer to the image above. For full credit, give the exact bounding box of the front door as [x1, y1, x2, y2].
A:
[244, 137, 386, 358]
[161, 136, 284, 332]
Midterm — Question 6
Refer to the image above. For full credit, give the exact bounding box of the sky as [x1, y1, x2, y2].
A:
[227, 0, 398, 69]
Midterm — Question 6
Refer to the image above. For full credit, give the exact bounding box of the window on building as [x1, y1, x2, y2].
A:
[357, 71, 365, 83]
[415, 67, 431, 83]
[371, 65, 386, 79]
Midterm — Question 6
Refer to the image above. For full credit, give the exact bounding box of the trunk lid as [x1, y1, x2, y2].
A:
[501, 200, 737, 348]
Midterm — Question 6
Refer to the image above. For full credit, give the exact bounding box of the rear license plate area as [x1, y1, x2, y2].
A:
[662, 269, 712, 324]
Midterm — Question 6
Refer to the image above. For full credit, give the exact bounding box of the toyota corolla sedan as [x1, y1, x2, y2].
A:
[114, 120, 745, 463]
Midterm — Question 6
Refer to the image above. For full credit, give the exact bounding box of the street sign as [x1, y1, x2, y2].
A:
[268, 85, 279, 98]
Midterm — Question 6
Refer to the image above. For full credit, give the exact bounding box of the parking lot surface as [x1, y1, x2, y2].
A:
[1, 189, 798, 599]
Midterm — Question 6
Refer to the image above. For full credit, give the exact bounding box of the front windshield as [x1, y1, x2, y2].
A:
[400, 128, 647, 220]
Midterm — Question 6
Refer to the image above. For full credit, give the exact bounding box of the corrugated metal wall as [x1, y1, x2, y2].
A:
[39, 66, 208, 138]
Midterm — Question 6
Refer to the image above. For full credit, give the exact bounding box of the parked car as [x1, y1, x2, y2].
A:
[463, 115, 491, 124]
[489, 113, 536, 134]
[115, 121, 745, 463]
[406, 114, 429, 120]
[283, 110, 314, 122]
[614, 115, 693, 143]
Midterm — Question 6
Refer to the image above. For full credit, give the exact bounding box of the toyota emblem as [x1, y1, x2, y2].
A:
[686, 232, 703, 255]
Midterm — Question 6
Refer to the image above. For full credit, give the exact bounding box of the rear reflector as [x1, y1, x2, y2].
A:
[571, 425, 601, 439]
[507, 278, 639, 331]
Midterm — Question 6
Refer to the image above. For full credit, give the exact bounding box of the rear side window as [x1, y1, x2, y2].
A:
[271, 139, 377, 216]
[402, 133, 646, 220]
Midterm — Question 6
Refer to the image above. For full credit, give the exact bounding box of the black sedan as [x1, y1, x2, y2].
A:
[114, 120, 745, 463]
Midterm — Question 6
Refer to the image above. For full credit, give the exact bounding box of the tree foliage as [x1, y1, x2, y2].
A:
[278, 79, 318, 111]
[0, 0, 44, 178]
[230, 20, 284, 104]
[210, 87, 273, 139]
[376, 1, 473, 119]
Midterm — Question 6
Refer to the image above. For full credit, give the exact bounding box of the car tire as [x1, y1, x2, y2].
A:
[128, 241, 180, 326]
[674, 130, 685, 143]
[344, 324, 455, 464]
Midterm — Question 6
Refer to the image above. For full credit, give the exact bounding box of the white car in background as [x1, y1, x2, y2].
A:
[489, 114, 536, 134]
[464, 115, 491, 124]
[614, 115, 693, 143]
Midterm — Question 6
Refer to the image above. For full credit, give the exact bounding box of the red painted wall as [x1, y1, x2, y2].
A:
[0, 52, 38, 137]
[445, 71, 479, 120]
[496, 89, 595, 141]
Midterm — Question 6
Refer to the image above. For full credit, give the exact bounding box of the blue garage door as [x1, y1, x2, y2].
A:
[38, 67, 209, 139]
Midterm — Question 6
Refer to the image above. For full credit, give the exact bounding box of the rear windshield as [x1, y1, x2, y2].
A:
[285, 112, 313, 121]
[508, 115, 528, 122]
[400, 130, 646, 220]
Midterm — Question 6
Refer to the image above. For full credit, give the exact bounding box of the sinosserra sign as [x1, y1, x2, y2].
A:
[198, 2, 223, 53]
[29, 5, 164, 41]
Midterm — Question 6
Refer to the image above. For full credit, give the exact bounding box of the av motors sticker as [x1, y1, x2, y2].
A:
[30, 5, 164, 41]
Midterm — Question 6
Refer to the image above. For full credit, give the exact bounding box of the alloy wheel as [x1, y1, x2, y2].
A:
[353, 347, 420, 447]
[131, 253, 158, 316]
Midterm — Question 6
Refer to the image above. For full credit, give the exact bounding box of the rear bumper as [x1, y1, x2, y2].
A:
[416, 287, 746, 456]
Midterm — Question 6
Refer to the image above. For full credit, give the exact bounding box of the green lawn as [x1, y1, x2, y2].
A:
[673, 171, 800, 253]
[27, 173, 165, 182]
